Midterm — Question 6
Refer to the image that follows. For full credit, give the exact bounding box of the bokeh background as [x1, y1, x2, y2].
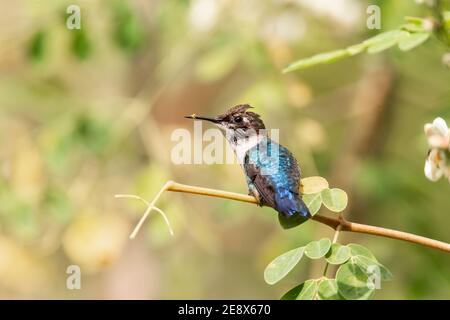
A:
[0, 0, 449, 299]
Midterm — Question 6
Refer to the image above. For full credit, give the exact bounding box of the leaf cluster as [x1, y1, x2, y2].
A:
[264, 241, 393, 300]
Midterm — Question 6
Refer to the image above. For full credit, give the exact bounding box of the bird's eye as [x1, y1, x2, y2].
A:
[234, 116, 243, 123]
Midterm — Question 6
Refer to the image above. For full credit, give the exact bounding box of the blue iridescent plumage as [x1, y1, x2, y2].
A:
[244, 137, 311, 229]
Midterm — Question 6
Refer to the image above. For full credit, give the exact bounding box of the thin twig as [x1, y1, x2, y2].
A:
[322, 224, 342, 277]
[123, 181, 450, 254]
[115, 192, 174, 238]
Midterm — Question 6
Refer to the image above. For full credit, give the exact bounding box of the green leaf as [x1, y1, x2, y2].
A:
[398, 32, 430, 51]
[444, 11, 450, 30]
[318, 278, 343, 300]
[336, 262, 374, 300]
[281, 279, 318, 300]
[264, 247, 305, 285]
[73, 114, 111, 153]
[278, 213, 308, 229]
[305, 238, 331, 259]
[367, 38, 400, 54]
[302, 193, 322, 216]
[363, 30, 405, 46]
[347, 243, 377, 261]
[325, 243, 351, 265]
[280, 283, 303, 300]
[112, 2, 144, 53]
[301, 176, 329, 194]
[367, 30, 409, 54]
[72, 29, 92, 60]
[321, 188, 348, 212]
[346, 43, 367, 56]
[353, 255, 393, 281]
[28, 30, 46, 62]
[401, 23, 427, 33]
[283, 49, 349, 73]
[404, 16, 426, 25]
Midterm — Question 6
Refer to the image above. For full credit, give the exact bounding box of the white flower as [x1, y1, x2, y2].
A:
[424, 117, 450, 149]
[424, 149, 444, 181]
[424, 117, 450, 183]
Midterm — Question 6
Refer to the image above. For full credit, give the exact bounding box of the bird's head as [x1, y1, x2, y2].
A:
[185, 104, 266, 138]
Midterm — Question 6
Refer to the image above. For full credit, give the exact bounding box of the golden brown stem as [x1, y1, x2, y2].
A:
[127, 181, 450, 254]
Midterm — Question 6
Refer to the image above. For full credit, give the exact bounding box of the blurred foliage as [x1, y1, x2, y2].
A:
[112, 0, 145, 53]
[0, 0, 449, 299]
[28, 30, 47, 62]
[71, 29, 92, 60]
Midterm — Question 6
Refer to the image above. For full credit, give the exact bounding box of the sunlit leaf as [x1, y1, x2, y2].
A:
[346, 43, 367, 56]
[281, 279, 318, 300]
[363, 30, 405, 46]
[305, 238, 331, 259]
[318, 278, 343, 300]
[368, 38, 400, 54]
[353, 255, 393, 281]
[336, 262, 374, 300]
[401, 23, 427, 33]
[302, 192, 321, 216]
[444, 11, 450, 30]
[347, 243, 377, 261]
[264, 247, 304, 285]
[367, 30, 408, 54]
[321, 188, 348, 212]
[403, 16, 426, 25]
[325, 243, 351, 265]
[301, 176, 329, 194]
[398, 32, 430, 51]
[283, 49, 350, 73]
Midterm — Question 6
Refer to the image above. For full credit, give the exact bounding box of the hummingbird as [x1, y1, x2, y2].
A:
[185, 104, 311, 229]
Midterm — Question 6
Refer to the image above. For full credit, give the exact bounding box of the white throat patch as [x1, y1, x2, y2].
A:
[229, 134, 263, 164]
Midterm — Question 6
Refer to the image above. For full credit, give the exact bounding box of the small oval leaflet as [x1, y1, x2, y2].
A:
[347, 243, 377, 261]
[305, 238, 331, 259]
[398, 32, 430, 51]
[336, 262, 374, 300]
[264, 247, 305, 285]
[325, 243, 351, 265]
[363, 29, 405, 46]
[321, 188, 348, 212]
[353, 255, 393, 281]
[281, 279, 318, 300]
[302, 192, 322, 216]
[301, 176, 329, 194]
[318, 278, 342, 300]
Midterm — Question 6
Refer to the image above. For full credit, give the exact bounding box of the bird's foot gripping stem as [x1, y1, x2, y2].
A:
[248, 187, 264, 207]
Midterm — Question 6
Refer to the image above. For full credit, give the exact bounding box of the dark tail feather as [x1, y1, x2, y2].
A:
[277, 198, 311, 229]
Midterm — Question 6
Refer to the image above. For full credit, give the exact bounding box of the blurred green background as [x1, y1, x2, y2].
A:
[0, 0, 449, 299]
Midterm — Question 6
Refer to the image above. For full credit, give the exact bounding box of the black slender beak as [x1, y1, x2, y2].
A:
[184, 114, 219, 123]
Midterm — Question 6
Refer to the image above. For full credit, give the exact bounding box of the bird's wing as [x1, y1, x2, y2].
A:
[278, 147, 301, 195]
[244, 160, 277, 208]
[244, 139, 304, 207]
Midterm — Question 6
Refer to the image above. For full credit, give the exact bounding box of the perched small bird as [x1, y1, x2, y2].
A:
[185, 104, 311, 229]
